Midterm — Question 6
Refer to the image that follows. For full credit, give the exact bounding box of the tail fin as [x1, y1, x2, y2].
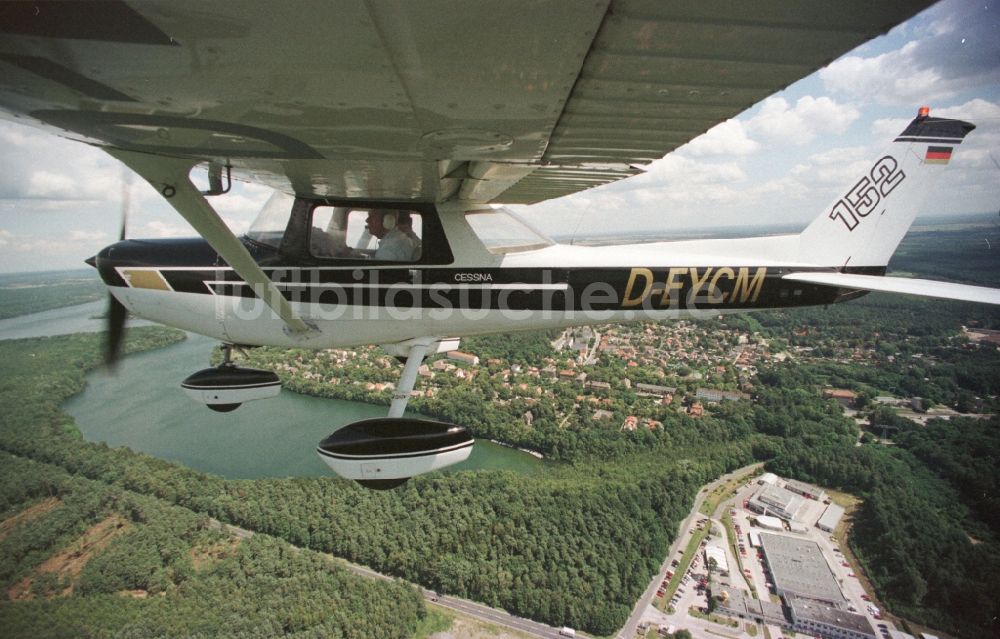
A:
[797, 108, 975, 268]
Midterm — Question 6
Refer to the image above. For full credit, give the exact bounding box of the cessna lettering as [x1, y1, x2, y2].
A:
[622, 267, 767, 308]
[455, 272, 494, 283]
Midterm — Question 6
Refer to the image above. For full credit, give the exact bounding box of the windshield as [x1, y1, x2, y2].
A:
[246, 191, 295, 248]
[465, 207, 553, 254]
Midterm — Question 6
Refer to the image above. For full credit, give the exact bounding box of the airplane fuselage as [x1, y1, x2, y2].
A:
[94, 233, 871, 349]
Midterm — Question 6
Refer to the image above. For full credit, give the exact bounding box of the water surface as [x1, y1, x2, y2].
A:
[3, 301, 543, 479]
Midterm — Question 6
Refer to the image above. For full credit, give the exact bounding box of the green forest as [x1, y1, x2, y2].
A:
[0, 224, 999, 637]
[0, 270, 104, 319]
[0, 330, 430, 638]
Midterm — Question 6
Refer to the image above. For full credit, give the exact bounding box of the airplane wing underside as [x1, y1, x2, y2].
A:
[0, 0, 934, 205]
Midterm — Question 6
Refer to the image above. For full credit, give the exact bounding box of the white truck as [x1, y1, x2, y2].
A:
[559, 627, 576, 638]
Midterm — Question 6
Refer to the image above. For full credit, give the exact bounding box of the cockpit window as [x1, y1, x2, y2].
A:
[246, 191, 295, 249]
[310, 207, 423, 262]
[465, 207, 553, 254]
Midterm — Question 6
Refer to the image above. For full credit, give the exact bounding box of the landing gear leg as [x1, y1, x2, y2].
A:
[220, 343, 234, 366]
[388, 340, 431, 418]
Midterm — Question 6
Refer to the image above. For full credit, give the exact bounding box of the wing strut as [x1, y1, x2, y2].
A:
[105, 149, 315, 336]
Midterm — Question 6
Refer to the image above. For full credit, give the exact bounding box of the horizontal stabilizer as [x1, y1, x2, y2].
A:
[782, 272, 1000, 305]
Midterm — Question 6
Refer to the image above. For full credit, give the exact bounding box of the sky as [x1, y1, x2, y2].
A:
[1, 0, 998, 273]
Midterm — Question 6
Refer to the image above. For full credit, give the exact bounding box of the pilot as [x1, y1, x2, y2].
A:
[366, 209, 418, 261]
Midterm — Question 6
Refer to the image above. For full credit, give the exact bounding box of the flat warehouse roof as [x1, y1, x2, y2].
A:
[817, 503, 845, 529]
[785, 478, 822, 494]
[789, 597, 873, 635]
[757, 484, 803, 512]
[760, 532, 844, 605]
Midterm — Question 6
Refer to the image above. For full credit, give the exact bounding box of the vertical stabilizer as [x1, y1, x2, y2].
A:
[797, 109, 975, 268]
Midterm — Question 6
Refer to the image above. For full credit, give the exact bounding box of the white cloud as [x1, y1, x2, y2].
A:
[820, 51, 945, 107]
[26, 171, 80, 199]
[820, 0, 1000, 106]
[872, 117, 911, 141]
[791, 146, 871, 182]
[68, 230, 109, 243]
[745, 96, 860, 145]
[643, 155, 746, 185]
[0, 231, 77, 255]
[0, 122, 110, 198]
[935, 97, 1000, 121]
[139, 220, 195, 238]
[679, 119, 760, 157]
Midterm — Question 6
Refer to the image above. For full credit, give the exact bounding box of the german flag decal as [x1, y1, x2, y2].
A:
[925, 146, 953, 164]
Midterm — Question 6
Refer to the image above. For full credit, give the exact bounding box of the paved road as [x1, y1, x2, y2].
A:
[208, 519, 576, 638]
[616, 463, 762, 639]
[421, 589, 577, 639]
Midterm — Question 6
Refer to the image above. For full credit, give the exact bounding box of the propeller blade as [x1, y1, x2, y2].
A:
[105, 293, 128, 368]
[119, 165, 130, 241]
[104, 164, 133, 369]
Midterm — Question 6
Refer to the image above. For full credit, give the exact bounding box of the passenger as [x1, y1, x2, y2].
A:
[396, 212, 422, 260]
[366, 209, 417, 261]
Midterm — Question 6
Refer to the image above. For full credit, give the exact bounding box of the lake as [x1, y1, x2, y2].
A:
[2, 302, 543, 479]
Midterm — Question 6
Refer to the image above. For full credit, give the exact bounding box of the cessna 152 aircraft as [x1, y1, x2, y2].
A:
[2, 1, 998, 488]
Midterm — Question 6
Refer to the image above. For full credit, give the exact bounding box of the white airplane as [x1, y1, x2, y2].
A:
[1, 1, 996, 488]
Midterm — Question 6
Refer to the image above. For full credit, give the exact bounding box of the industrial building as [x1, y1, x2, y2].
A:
[635, 382, 676, 397]
[788, 521, 810, 534]
[817, 503, 845, 532]
[746, 533, 876, 639]
[756, 515, 784, 531]
[784, 478, 826, 501]
[696, 387, 749, 402]
[704, 544, 729, 575]
[789, 597, 875, 639]
[748, 483, 804, 521]
[713, 586, 787, 627]
[758, 472, 778, 485]
[759, 533, 844, 607]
